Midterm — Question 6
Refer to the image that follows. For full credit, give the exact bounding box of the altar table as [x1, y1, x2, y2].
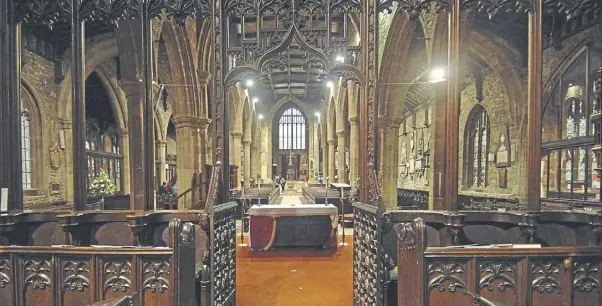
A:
[248, 204, 338, 251]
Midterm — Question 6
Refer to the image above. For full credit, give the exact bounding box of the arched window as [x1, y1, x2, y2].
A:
[464, 105, 490, 187]
[541, 47, 601, 200]
[85, 72, 124, 194]
[21, 109, 32, 189]
[278, 107, 307, 150]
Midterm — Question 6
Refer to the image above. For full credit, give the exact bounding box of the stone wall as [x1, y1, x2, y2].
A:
[21, 49, 66, 206]
[457, 72, 525, 198]
[394, 26, 601, 200]
[397, 103, 432, 191]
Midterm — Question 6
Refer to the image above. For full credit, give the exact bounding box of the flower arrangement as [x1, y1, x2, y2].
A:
[89, 170, 116, 198]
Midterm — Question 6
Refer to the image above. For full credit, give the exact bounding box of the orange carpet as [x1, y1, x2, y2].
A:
[236, 236, 353, 306]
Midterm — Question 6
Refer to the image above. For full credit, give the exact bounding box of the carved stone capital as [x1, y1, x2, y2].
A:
[172, 116, 202, 129]
[197, 70, 211, 84]
[231, 132, 243, 138]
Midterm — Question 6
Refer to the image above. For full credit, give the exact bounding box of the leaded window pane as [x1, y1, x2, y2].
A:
[278, 107, 306, 150]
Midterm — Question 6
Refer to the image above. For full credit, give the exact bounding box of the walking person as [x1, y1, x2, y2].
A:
[280, 177, 286, 193]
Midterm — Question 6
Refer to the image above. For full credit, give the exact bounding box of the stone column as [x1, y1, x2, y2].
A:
[173, 116, 202, 208]
[251, 143, 260, 183]
[384, 123, 400, 209]
[243, 140, 252, 188]
[327, 140, 336, 182]
[231, 132, 242, 188]
[121, 82, 145, 210]
[156, 140, 167, 184]
[430, 82, 447, 210]
[349, 118, 360, 184]
[120, 129, 131, 195]
[263, 126, 272, 180]
[198, 118, 209, 170]
[322, 143, 329, 181]
[312, 118, 320, 183]
[337, 131, 346, 184]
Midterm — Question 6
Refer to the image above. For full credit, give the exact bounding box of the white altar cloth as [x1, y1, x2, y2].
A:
[248, 204, 337, 217]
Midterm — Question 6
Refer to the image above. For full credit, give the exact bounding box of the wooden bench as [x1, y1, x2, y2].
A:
[0, 219, 196, 306]
[396, 218, 602, 306]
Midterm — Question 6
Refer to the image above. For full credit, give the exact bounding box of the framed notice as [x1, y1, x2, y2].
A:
[0, 188, 8, 212]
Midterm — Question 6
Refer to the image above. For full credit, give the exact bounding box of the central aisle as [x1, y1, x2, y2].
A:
[236, 236, 353, 306]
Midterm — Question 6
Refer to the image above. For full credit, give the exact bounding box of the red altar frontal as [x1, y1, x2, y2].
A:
[248, 204, 338, 251]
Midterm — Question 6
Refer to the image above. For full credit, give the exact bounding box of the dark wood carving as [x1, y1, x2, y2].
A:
[428, 262, 466, 293]
[0, 219, 196, 306]
[531, 261, 562, 293]
[479, 262, 516, 293]
[573, 262, 600, 293]
[142, 261, 170, 293]
[103, 261, 132, 294]
[0, 259, 9, 288]
[62, 260, 90, 292]
[23, 260, 51, 291]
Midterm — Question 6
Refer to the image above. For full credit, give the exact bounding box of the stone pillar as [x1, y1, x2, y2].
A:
[243, 140, 252, 187]
[384, 123, 400, 209]
[312, 118, 320, 182]
[198, 118, 209, 170]
[327, 140, 336, 182]
[156, 140, 167, 184]
[251, 143, 260, 183]
[349, 118, 360, 184]
[231, 133, 242, 188]
[120, 129, 131, 195]
[121, 82, 145, 210]
[263, 126, 271, 181]
[377, 117, 400, 209]
[337, 131, 346, 184]
[173, 116, 202, 208]
[322, 143, 329, 181]
[430, 82, 447, 210]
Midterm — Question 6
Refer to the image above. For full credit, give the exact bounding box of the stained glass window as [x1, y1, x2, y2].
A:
[21, 110, 32, 189]
[465, 105, 489, 187]
[278, 107, 307, 150]
[565, 97, 587, 183]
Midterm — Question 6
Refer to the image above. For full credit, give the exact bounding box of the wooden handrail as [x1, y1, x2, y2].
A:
[466, 291, 510, 306]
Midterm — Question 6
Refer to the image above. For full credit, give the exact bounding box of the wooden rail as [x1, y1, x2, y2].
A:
[0, 219, 195, 306]
[396, 218, 602, 306]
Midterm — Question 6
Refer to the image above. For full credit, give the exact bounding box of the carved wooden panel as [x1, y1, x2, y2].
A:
[211, 204, 237, 305]
[141, 260, 171, 305]
[102, 260, 134, 301]
[60, 259, 92, 306]
[531, 260, 565, 305]
[353, 204, 383, 305]
[426, 260, 471, 305]
[0, 257, 13, 306]
[478, 260, 518, 305]
[572, 259, 601, 305]
[22, 257, 53, 306]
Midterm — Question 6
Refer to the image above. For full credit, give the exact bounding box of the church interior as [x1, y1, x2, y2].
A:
[0, 0, 601, 305]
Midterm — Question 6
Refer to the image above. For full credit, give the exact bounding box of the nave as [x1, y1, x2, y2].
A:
[0, 0, 601, 305]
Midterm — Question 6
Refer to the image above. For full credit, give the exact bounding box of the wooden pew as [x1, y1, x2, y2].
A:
[396, 218, 602, 306]
[0, 219, 195, 306]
